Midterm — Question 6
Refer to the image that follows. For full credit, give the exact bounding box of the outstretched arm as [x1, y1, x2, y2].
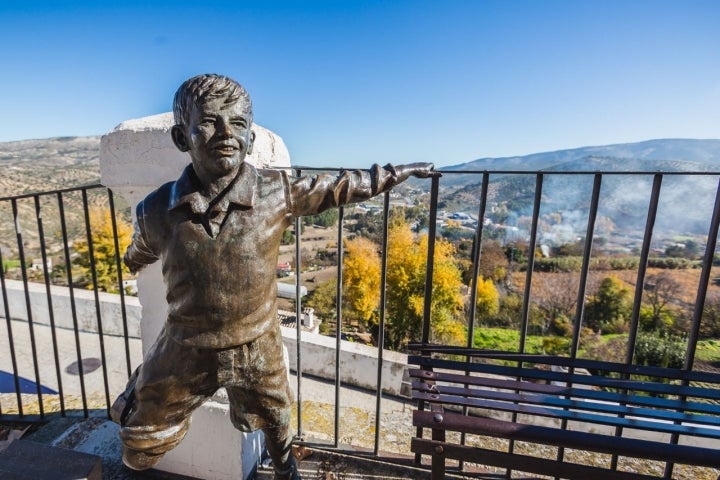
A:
[287, 162, 438, 217]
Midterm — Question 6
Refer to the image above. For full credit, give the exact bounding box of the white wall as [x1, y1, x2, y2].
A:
[0, 279, 141, 338]
[281, 326, 408, 397]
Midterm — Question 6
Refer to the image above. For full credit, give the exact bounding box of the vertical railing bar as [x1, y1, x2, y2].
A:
[374, 191, 391, 456]
[81, 190, 111, 417]
[58, 192, 89, 416]
[107, 190, 132, 377]
[626, 173, 663, 363]
[34, 195, 66, 416]
[294, 168, 304, 439]
[685, 175, 720, 369]
[570, 173, 602, 358]
[333, 206, 344, 448]
[518, 173, 544, 353]
[421, 176, 440, 344]
[466, 172, 490, 345]
[415, 176, 440, 465]
[0, 226, 24, 416]
[458, 172, 489, 471]
[12, 198, 44, 417]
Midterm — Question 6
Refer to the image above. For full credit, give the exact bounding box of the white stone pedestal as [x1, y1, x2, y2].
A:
[100, 112, 291, 480]
[155, 397, 265, 480]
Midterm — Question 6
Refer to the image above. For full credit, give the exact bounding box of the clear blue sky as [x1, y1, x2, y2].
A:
[1, 0, 719, 168]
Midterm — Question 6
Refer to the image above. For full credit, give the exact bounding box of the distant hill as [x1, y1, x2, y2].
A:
[0, 136, 104, 256]
[444, 138, 720, 174]
[433, 139, 720, 241]
[0, 136, 101, 197]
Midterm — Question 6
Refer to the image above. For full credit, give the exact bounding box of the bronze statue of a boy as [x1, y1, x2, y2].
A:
[111, 73, 436, 480]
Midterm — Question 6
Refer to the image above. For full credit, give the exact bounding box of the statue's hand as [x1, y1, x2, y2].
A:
[410, 162, 441, 179]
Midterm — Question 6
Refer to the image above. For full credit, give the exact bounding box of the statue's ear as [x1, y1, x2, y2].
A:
[171, 125, 190, 152]
[247, 130, 256, 155]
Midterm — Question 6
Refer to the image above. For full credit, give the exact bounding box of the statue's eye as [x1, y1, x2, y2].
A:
[200, 117, 215, 126]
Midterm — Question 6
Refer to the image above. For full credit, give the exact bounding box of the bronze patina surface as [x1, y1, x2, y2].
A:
[111, 73, 436, 480]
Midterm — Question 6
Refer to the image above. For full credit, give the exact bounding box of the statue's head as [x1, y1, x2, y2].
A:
[170, 74, 255, 184]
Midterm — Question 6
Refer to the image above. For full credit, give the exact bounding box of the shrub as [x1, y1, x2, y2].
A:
[634, 332, 687, 369]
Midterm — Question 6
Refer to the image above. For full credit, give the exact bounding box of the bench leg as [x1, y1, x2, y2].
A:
[431, 426, 446, 480]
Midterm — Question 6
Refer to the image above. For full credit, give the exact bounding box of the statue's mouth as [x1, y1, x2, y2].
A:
[213, 143, 239, 156]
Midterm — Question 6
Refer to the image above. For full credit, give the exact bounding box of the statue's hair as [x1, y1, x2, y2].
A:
[173, 74, 252, 126]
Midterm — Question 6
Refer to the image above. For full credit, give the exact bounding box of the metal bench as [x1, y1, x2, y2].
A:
[408, 343, 720, 480]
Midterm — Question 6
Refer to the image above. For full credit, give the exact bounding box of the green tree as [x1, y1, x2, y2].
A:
[584, 276, 632, 333]
[634, 332, 687, 369]
[304, 209, 339, 228]
[641, 273, 681, 333]
[305, 278, 338, 325]
[73, 207, 133, 293]
[281, 227, 295, 245]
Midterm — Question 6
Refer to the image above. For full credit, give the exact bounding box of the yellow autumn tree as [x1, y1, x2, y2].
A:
[342, 236, 382, 326]
[475, 276, 500, 320]
[73, 207, 133, 293]
[385, 220, 465, 349]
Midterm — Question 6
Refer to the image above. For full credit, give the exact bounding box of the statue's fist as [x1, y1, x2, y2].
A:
[409, 162, 441, 179]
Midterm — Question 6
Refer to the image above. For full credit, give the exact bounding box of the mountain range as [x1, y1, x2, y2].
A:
[445, 138, 720, 172]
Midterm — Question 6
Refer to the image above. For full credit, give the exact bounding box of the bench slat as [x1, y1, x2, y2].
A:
[409, 355, 720, 401]
[409, 368, 720, 416]
[411, 437, 659, 480]
[415, 390, 720, 440]
[408, 345, 720, 385]
[412, 379, 720, 431]
[413, 410, 720, 469]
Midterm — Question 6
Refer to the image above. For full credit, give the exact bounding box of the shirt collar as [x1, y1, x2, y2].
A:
[169, 162, 258, 214]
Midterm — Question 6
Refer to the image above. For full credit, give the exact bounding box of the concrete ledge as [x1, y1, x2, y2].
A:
[281, 326, 408, 397]
[0, 279, 142, 338]
[0, 440, 102, 480]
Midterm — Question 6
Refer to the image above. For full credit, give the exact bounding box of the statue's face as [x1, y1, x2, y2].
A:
[185, 95, 254, 181]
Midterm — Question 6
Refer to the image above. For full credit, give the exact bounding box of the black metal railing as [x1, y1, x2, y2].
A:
[0, 184, 133, 420]
[1, 168, 719, 473]
[290, 167, 720, 461]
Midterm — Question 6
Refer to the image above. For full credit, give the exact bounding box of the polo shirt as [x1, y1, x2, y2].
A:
[124, 161, 403, 348]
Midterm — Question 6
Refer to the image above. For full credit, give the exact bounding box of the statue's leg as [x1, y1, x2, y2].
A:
[263, 424, 300, 480]
[223, 326, 300, 479]
[114, 328, 217, 470]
